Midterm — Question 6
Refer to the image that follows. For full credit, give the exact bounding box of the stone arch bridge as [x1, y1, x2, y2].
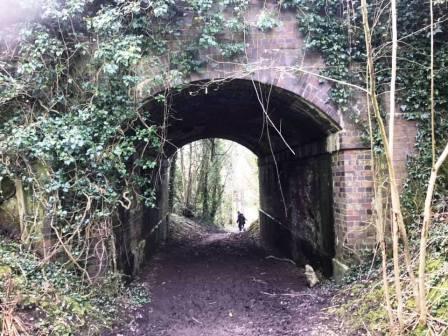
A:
[0, 0, 417, 278]
[115, 0, 417, 277]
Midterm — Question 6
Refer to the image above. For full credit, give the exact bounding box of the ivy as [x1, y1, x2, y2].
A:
[285, 0, 365, 119]
[256, 10, 280, 32]
[0, 0, 253, 283]
[1, 0, 446, 332]
[395, 0, 448, 226]
[283, 0, 448, 228]
[0, 237, 151, 335]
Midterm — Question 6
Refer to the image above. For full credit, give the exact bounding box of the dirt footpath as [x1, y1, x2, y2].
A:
[106, 231, 347, 336]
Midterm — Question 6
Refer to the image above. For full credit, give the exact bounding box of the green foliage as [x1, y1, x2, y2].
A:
[186, 0, 249, 57]
[256, 10, 280, 32]
[396, 1, 448, 226]
[0, 3, 254, 330]
[286, 0, 448, 226]
[284, 0, 359, 108]
[335, 251, 448, 334]
[0, 0, 253, 275]
[3, 0, 445, 332]
[220, 42, 246, 58]
[173, 139, 231, 224]
[0, 238, 149, 335]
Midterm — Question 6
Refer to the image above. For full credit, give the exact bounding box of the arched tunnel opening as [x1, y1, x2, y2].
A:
[169, 138, 260, 230]
[122, 78, 341, 277]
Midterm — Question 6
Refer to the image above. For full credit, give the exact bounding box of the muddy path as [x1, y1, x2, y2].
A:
[106, 231, 347, 336]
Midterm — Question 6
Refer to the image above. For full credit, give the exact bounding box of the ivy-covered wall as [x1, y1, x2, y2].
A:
[284, 0, 448, 227]
[2, 0, 438, 278]
[0, 0, 369, 276]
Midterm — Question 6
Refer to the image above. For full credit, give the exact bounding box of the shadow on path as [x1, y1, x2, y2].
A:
[105, 230, 343, 336]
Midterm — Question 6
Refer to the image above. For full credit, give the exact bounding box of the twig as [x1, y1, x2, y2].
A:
[265, 255, 296, 265]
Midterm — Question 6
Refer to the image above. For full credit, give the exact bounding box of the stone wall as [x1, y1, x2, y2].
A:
[115, 160, 170, 276]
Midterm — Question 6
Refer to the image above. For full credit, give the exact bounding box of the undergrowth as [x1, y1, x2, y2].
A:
[0, 237, 149, 335]
[332, 257, 448, 335]
[331, 211, 448, 335]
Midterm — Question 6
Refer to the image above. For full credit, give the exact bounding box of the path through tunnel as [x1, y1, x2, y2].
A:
[140, 78, 341, 275]
[170, 138, 260, 230]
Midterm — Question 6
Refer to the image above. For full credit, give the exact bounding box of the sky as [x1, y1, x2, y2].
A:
[0, 0, 41, 28]
[224, 140, 259, 227]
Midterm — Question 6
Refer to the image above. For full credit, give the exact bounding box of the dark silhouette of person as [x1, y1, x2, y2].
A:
[237, 211, 246, 232]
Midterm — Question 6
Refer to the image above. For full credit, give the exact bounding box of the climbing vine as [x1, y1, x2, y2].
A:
[285, 0, 353, 101]
[0, 0, 250, 281]
[283, 0, 448, 225]
[0, 0, 252, 332]
[282, 0, 448, 332]
[1, 0, 448, 332]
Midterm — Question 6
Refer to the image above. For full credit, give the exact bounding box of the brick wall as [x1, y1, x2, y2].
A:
[332, 149, 376, 261]
[134, 0, 418, 270]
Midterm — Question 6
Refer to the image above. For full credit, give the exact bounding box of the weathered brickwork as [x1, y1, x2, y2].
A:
[134, 1, 419, 274]
[332, 149, 375, 261]
[139, 1, 347, 130]
[0, 1, 418, 277]
[258, 139, 335, 268]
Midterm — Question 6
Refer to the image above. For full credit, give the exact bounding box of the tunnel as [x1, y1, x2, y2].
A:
[119, 78, 342, 276]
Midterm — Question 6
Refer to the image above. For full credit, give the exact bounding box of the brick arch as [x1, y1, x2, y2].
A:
[185, 0, 344, 125]
[141, 78, 341, 159]
[136, 0, 349, 136]
[186, 70, 342, 128]
[131, 1, 380, 276]
[135, 73, 377, 277]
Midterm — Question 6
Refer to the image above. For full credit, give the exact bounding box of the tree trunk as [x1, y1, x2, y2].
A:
[360, 0, 420, 329]
[185, 143, 193, 210]
[418, 142, 448, 324]
[168, 152, 177, 211]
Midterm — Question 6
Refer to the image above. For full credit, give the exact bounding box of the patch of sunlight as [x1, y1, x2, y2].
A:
[220, 140, 259, 230]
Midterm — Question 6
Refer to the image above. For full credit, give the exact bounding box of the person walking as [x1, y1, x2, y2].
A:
[237, 211, 246, 232]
